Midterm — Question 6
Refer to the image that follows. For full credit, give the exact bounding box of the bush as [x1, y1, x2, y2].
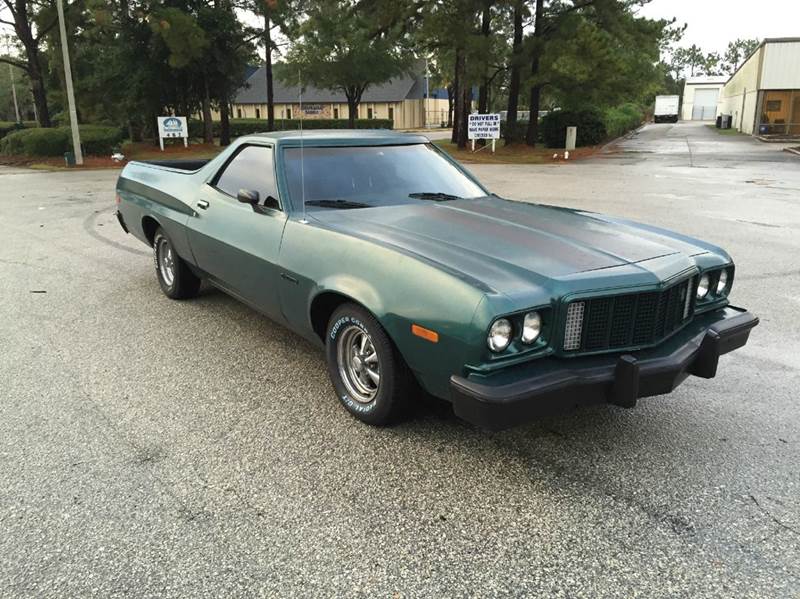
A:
[603, 103, 644, 140]
[540, 109, 607, 148]
[187, 117, 393, 139]
[0, 125, 125, 156]
[500, 120, 531, 143]
[0, 120, 34, 140]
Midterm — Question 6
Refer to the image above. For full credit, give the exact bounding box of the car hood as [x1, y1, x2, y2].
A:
[311, 197, 717, 295]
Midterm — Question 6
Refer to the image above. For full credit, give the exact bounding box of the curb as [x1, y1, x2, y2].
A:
[783, 147, 800, 157]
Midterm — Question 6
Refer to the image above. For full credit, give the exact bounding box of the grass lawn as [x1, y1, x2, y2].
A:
[433, 140, 598, 164]
[706, 124, 743, 136]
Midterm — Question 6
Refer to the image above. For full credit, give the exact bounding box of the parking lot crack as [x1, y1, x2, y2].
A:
[749, 494, 799, 537]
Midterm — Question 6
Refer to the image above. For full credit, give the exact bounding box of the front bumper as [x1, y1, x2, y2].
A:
[450, 306, 758, 431]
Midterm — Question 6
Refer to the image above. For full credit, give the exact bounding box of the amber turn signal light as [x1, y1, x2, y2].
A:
[411, 324, 439, 343]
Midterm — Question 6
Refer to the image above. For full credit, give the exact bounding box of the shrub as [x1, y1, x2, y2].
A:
[0, 120, 33, 140]
[604, 103, 644, 140]
[188, 117, 393, 139]
[540, 109, 607, 148]
[0, 125, 125, 156]
[500, 120, 530, 143]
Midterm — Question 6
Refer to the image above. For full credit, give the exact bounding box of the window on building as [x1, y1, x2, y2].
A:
[236, 108, 242, 119]
[367, 107, 374, 120]
[214, 145, 279, 209]
[286, 107, 292, 120]
[333, 107, 339, 119]
[388, 106, 394, 123]
[759, 90, 798, 135]
[255, 108, 261, 119]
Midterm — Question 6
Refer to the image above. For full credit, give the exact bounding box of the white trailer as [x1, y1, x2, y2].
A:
[654, 95, 680, 123]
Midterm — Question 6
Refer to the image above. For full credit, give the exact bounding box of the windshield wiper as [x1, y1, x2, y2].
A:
[305, 199, 372, 209]
[408, 192, 463, 202]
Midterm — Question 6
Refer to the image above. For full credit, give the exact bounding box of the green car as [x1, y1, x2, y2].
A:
[116, 130, 758, 430]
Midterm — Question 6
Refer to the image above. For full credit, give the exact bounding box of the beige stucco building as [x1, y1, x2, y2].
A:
[717, 38, 800, 136]
[221, 67, 451, 130]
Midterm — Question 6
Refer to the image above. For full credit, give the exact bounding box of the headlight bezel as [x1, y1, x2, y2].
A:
[485, 307, 551, 356]
[487, 318, 513, 352]
[694, 265, 734, 313]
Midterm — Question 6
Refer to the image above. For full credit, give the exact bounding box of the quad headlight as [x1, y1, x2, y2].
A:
[696, 273, 710, 300]
[487, 318, 513, 352]
[717, 269, 729, 294]
[521, 311, 542, 344]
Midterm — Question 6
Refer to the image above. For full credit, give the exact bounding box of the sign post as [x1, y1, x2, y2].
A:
[467, 113, 501, 153]
[157, 116, 189, 151]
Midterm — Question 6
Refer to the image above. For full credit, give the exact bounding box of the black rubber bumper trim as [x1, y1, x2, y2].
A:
[116, 210, 129, 234]
[450, 308, 759, 431]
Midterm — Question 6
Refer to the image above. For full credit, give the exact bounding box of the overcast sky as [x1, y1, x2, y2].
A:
[638, 0, 800, 54]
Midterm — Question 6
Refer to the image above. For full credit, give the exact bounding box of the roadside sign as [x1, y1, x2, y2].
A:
[157, 116, 188, 151]
[468, 113, 501, 153]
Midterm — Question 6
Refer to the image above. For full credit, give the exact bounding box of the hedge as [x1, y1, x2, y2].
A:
[540, 109, 607, 148]
[603, 103, 644, 140]
[0, 121, 36, 140]
[0, 125, 125, 157]
[187, 117, 393, 139]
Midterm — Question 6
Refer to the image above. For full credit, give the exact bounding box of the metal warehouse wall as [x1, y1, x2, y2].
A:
[761, 41, 800, 90]
[719, 46, 763, 134]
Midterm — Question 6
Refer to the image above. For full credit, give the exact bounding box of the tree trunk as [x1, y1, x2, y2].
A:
[219, 86, 231, 146]
[477, 1, 491, 114]
[525, 0, 544, 147]
[264, 13, 275, 130]
[446, 84, 454, 127]
[202, 75, 214, 143]
[504, 1, 523, 145]
[458, 80, 470, 149]
[14, 7, 51, 128]
[346, 92, 358, 128]
[451, 47, 464, 144]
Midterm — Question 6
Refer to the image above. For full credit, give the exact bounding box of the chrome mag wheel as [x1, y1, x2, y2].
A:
[157, 237, 175, 286]
[336, 324, 381, 403]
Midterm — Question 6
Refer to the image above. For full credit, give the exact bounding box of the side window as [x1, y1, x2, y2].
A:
[214, 145, 279, 209]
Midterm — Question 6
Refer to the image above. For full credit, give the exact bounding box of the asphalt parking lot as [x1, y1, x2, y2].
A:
[1, 121, 798, 597]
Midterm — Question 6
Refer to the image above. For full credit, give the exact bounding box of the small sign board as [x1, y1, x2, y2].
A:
[468, 113, 501, 140]
[157, 116, 188, 151]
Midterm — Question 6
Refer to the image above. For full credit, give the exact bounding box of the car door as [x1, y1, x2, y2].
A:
[185, 143, 288, 321]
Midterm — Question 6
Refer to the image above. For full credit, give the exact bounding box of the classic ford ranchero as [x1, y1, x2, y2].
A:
[116, 130, 758, 430]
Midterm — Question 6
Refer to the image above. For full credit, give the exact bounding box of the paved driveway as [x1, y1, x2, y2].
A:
[1, 122, 798, 597]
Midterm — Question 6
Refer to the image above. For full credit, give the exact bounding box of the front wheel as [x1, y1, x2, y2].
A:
[153, 227, 201, 299]
[325, 303, 411, 426]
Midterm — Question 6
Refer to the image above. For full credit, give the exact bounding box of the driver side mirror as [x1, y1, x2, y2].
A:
[237, 188, 259, 205]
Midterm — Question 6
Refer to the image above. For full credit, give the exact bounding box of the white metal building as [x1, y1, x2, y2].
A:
[718, 38, 800, 136]
[681, 76, 728, 121]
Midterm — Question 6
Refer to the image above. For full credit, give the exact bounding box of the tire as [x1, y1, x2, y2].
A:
[325, 303, 411, 426]
[153, 227, 201, 299]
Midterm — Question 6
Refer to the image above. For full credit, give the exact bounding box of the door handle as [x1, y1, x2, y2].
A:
[197, 200, 209, 210]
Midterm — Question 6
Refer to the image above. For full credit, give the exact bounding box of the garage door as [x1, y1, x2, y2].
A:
[692, 88, 719, 120]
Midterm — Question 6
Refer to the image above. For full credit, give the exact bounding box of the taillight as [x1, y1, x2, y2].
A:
[115, 193, 121, 205]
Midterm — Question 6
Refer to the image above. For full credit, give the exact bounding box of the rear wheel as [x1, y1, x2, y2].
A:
[153, 227, 201, 299]
[325, 303, 411, 425]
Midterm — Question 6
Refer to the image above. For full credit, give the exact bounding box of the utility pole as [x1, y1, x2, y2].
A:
[9, 64, 20, 122]
[424, 56, 430, 129]
[4, 38, 20, 123]
[56, 0, 82, 165]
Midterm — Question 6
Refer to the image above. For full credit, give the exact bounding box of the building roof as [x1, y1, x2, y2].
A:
[724, 37, 800, 84]
[234, 67, 427, 105]
[684, 76, 728, 86]
[243, 130, 430, 146]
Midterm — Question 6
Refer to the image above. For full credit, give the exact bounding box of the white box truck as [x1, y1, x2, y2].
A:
[654, 95, 680, 123]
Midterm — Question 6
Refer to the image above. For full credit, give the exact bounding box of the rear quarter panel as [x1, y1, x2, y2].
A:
[116, 162, 201, 262]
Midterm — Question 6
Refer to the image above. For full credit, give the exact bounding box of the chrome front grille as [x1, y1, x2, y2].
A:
[562, 277, 696, 354]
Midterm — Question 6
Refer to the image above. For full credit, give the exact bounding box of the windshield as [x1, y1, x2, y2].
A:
[283, 144, 486, 210]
